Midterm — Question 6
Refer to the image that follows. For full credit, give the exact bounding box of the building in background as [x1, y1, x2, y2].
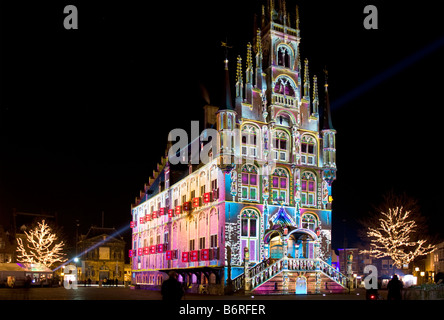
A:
[77, 226, 126, 284]
[0, 225, 14, 264]
[130, 1, 347, 295]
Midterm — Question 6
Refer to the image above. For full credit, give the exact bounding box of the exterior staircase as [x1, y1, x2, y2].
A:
[232, 257, 349, 295]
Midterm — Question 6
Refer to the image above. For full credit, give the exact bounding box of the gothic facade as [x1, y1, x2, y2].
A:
[130, 2, 346, 294]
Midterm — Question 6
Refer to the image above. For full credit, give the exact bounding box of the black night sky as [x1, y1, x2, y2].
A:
[1, 0, 443, 254]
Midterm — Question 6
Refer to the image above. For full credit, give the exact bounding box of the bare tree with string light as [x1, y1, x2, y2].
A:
[16, 219, 67, 269]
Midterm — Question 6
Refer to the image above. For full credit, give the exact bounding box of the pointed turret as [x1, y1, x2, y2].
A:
[216, 49, 237, 170]
[245, 43, 253, 103]
[321, 68, 337, 175]
[255, 29, 265, 92]
[235, 55, 243, 111]
[221, 43, 234, 111]
[303, 59, 310, 101]
[312, 74, 319, 116]
[295, 5, 300, 36]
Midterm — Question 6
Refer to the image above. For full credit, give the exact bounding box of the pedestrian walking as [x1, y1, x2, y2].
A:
[387, 274, 403, 300]
[161, 271, 184, 301]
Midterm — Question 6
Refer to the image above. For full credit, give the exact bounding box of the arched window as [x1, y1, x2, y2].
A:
[273, 130, 290, 162]
[240, 208, 260, 262]
[271, 168, 289, 204]
[190, 177, 197, 200]
[199, 171, 207, 196]
[241, 165, 258, 201]
[274, 77, 295, 97]
[241, 125, 258, 158]
[173, 188, 179, 208]
[301, 135, 317, 166]
[277, 113, 290, 127]
[277, 45, 291, 68]
[302, 213, 318, 231]
[301, 171, 316, 207]
[180, 182, 188, 205]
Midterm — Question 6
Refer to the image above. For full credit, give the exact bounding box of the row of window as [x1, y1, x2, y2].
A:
[133, 161, 221, 223]
[240, 166, 318, 207]
[241, 126, 318, 165]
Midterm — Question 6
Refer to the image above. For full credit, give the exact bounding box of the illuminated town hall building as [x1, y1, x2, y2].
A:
[130, 2, 348, 294]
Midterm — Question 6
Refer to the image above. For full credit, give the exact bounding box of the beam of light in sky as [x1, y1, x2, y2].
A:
[53, 224, 130, 272]
[331, 36, 444, 110]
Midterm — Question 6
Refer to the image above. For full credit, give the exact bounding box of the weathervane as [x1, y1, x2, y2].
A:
[221, 39, 233, 66]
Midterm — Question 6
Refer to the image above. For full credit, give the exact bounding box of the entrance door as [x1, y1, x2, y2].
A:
[269, 237, 283, 259]
[99, 271, 109, 281]
[99, 266, 110, 281]
[295, 277, 307, 294]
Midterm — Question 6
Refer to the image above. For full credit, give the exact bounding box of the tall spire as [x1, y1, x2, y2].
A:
[221, 41, 234, 110]
[245, 43, 253, 103]
[295, 5, 300, 31]
[236, 55, 243, 85]
[303, 58, 310, 100]
[312, 74, 319, 116]
[256, 29, 265, 91]
[323, 68, 334, 130]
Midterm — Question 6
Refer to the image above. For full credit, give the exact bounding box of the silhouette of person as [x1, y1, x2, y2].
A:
[387, 274, 403, 300]
[161, 271, 184, 301]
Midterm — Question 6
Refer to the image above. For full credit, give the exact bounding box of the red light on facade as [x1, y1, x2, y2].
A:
[129, 249, 134, 257]
[146, 214, 151, 222]
[181, 251, 189, 263]
[143, 247, 150, 255]
[152, 211, 158, 219]
[175, 205, 182, 215]
[192, 197, 201, 208]
[138, 248, 143, 256]
[165, 250, 173, 260]
[150, 245, 156, 254]
[200, 249, 210, 261]
[203, 192, 212, 203]
[168, 209, 174, 218]
[190, 250, 199, 262]
[159, 208, 165, 216]
[157, 244, 164, 253]
[139, 217, 144, 224]
[130, 221, 135, 228]
[183, 201, 191, 211]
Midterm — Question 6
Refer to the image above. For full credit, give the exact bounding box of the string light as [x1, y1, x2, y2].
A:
[360, 207, 435, 268]
[16, 220, 67, 268]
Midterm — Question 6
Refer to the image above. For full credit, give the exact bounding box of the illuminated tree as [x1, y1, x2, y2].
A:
[16, 219, 67, 268]
[360, 207, 435, 268]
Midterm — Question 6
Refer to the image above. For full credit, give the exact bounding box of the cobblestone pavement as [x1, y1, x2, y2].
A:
[0, 286, 371, 300]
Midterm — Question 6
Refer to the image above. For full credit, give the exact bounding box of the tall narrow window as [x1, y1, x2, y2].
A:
[301, 171, 316, 207]
[301, 135, 317, 165]
[240, 209, 260, 262]
[271, 168, 289, 204]
[277, 46, 291, 68]
[199, 237, 205, 249]
[241, 125, 258, 158]
[241, 165, 258, 201]
[273, 130, 290, 162]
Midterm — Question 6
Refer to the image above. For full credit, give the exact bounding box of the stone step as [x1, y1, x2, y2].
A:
[252, 271, 347, 295]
